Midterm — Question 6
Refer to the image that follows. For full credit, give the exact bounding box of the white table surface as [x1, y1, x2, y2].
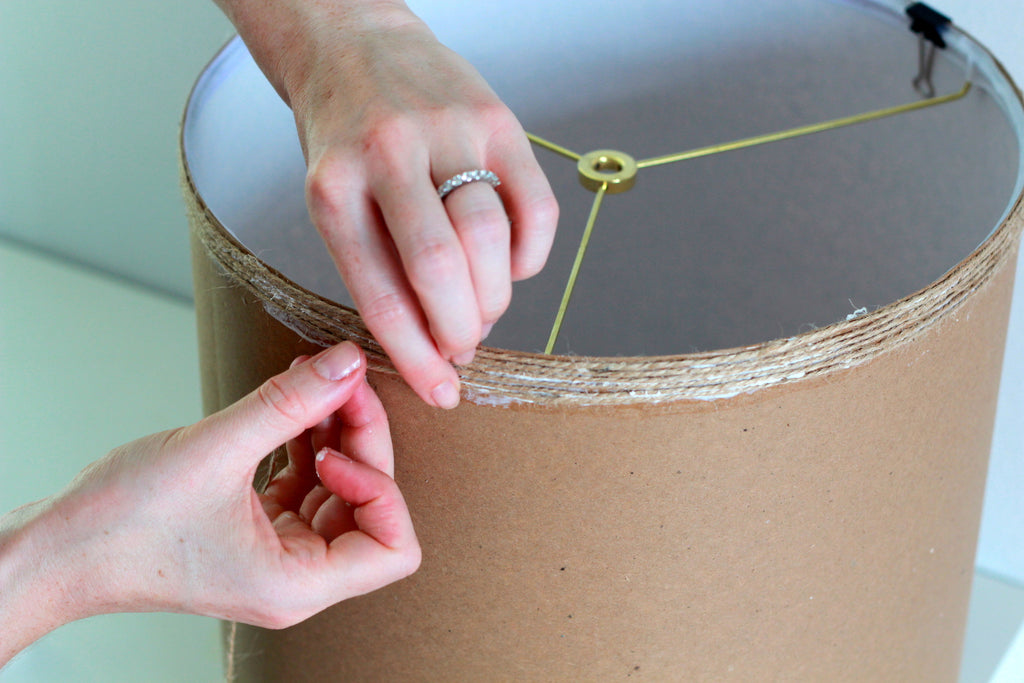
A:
[1, 238, 1022, 681]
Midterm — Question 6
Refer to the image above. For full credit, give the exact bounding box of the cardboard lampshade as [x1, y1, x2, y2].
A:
[181, 1, 1024, 679]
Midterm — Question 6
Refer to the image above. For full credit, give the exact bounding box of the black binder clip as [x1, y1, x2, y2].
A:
[906, 3, 952, 98]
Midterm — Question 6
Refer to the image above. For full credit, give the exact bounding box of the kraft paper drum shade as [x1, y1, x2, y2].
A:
[182, 0, 1024, 679]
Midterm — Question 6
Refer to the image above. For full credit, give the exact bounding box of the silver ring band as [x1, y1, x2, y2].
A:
[437, 169, 501, 200]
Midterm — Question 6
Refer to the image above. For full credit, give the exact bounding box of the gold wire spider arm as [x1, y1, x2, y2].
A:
[545, 182, 608, 354]
[526, 132, 582, 161]
[635, 81, 972, 169]
[529, 81, 973, 354]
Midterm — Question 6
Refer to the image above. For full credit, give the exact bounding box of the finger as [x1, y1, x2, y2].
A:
[309, 414, 341, 459]
[488, 132, 559, 281]
[287, 416, 320, 481]
[271, 509, 312, 538]
[267, 486, 417, 613]
[263, 407, 331, 515]
[315, 448, 418, 553]
[262, 453, 316, 516]
[307, 175, 461, 409]
[311, 494, 358, 540]
[298, 484, 333, 522]
[370, 165, 482, 362]
[303, 377, 394, 534]
[335, 377, 394, 477]
[194, 342, 366, 465]
[441, 181, 512, 335]
[320, 529, 421, 601]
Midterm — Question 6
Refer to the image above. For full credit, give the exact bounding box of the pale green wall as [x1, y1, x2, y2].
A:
[0, 1, 232, 299]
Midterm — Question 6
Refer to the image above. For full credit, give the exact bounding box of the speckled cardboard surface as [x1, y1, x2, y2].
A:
[191, 227, 1016, 680]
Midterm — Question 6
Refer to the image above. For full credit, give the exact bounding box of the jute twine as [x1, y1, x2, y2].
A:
[182, 164, 1023, 406]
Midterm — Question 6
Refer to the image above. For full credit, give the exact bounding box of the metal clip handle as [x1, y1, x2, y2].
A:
[906, 3, 953, 98]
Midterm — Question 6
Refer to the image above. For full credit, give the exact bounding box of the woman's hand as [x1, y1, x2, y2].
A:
[216, 0, 559, 408]
[0, 342, 420, 666]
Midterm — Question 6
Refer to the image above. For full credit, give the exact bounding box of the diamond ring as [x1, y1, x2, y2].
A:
[437, 169, 501, 200]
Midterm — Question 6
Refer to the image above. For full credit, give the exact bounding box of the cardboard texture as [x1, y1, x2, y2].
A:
[190, 225, 1018, 680]
[182, 1, 1024, 678]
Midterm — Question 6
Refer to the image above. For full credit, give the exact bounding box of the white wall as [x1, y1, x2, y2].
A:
[938, 1, 1024, 586]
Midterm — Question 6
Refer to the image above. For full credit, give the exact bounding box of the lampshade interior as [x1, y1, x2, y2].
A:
[183, 0, 1024, 356]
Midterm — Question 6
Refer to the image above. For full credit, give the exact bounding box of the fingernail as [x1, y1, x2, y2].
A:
[312, 341, 361, 381]
[481, 322, 495, 341]
[430, 380, 460, 409]
[316, 447, 352, 463]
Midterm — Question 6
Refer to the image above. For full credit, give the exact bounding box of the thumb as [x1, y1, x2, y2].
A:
[194, 341, 366, 461]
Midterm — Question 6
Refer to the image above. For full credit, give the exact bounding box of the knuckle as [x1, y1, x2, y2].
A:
[253, 609, 287, 630]
[477, 100, 520, 138]
[305, 157, 354, 220]
[398, 543, 423, 579]
[514, 254, 546, 281]
[256, 377, 309, 427]
[527, 192, 561, 231]
[482, 285, 512, 322]
[255, 607, 304, 630]
[154, 426, 191, 454]
[405, 237, 462, 286]
[360, 115, 417, 172]
[539, 190, 560, 220]
[246, 579, 311, 629]
[360, 290, 411, 332]
[513, 194, 560, 279]
[458, 206, 510, 246]
[425, 313, 478, 356]
[442, 330, 479, 357]
[269, 610, 307, 630]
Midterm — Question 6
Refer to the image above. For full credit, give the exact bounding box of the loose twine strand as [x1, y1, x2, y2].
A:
[182, 164, 1023, 406]
[224, 620, 238, 682]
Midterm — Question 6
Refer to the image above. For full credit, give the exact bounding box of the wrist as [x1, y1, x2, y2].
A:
[0, 498, 78, 666]
[214, 0, 428, 106]
[0, 475, 171, 668]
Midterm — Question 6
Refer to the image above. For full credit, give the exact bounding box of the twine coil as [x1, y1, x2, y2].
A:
[183, 165, 1023, 406]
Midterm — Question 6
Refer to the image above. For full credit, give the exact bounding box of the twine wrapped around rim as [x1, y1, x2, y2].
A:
[182, 162, 1023, 406]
